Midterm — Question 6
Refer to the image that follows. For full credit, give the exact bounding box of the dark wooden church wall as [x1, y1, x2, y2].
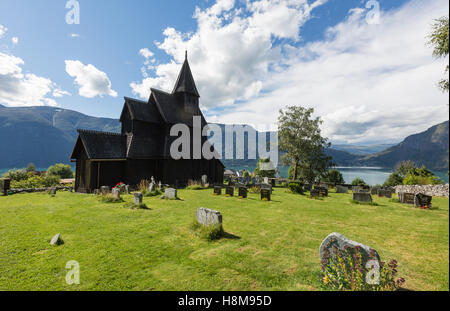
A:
[125, 159, 162, 186]
[97, 161, 126, 189]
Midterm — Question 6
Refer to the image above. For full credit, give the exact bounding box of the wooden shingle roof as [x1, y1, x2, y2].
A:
[121, 97, 162, 124]
[70, 129, 127, 160]
[172, 57, 200, 97]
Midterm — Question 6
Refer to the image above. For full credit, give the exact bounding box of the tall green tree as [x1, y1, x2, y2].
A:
[278, 106, 332, 182]
[427, 16, 449, 93]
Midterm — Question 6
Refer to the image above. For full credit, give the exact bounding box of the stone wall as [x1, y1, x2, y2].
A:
[394, 184, 449, 198]
[8, 186, 74, 195]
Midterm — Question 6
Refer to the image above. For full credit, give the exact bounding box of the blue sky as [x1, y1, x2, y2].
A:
[0, 0, 448, 144]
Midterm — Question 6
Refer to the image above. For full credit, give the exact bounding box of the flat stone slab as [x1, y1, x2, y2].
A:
[165, 188, 177, 199]
[336, 185, 348, 194]
[197, 207, 222, 226]
[238, 186, 247, 198]
[378, 189, 392, 198]
[134, 192, 143, 204]
[353, 192, 372, 203]
[225, 186, 234, 196]
[50, 233, 64, 246]
[414, 193, 432, 208]
[319, 232, 380, 267]
[398, 192, 415, 204]
[213, 186, 222, 195]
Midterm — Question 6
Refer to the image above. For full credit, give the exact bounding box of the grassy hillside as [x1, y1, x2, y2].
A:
[0, 189, 448, 291]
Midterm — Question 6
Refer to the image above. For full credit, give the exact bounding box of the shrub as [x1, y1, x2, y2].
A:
[47, 164, 73, 179]
[43, 175, 60, 187]
[321, 245, 405, 291]
[10, 175, 44, 188]
[288, 182, 303, 194]
[190, 219, 224, 241]
[2, 169, 29, 181]
[26, 163, 36, 173]
[138, 179, 150, 193]
[323, 169, 345, 184]
[351, 178, 367, 186]
[383, 172, 403, 187]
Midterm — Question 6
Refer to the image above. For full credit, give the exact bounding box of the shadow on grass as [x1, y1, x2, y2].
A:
[221, 231, 241, 240]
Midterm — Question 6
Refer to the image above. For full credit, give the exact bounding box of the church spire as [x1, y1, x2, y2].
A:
[172, 51, 200, 97]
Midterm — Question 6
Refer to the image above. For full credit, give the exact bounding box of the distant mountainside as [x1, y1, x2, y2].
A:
[331, 143, 396, 155]
[357, 121, 449, 170]
[0, 105, 448, 170]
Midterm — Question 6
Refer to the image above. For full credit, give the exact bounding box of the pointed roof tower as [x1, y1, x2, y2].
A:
[172, 51, 200, 97]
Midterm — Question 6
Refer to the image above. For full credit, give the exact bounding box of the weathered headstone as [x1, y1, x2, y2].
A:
[196, 207, 222, 227]
[148, 182, 155, 193]
[201, 175, 208, 186]
[310, 189, 320, 198]
[398, 192, 415, 204]
[111, 188, 121, 200]
[50, 233, 64, 246]
[352, 192, 372, 203]
[101, 186, 110, 195]
[134, 192, 143, 204]
[225, 186, 234, 197]
[93, 189, 100, 195]
[151, 176, 155, 184]
[315, 186, 328, 197]
[370, 187, 379, 195]
[336, 185, 348, 194]
[264, 177, 269, 184]
[238, 186, 247, 199]
[0, 178, 11, 196]
[414, 193, 432, 209]
[319, 232, 380, 267]
[378, 189, 392, 198]
[50, 187, 57, 197]
[213, 186, 222, 195]
[261, 188, 271, 201]
[124, 185, 130, 194]
[165, 188, 177, 199]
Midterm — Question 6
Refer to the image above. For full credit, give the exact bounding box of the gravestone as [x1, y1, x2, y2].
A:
[370, 187, 379, 195]
[93, 189, 100, 195]
[398, 192, 415, 204]
[314, 186, 328, 197]
[0, 178, 11, 196]
[124, 185, 130, 194]
[319, 232, 380, 267]
[149, 182, 155, 193]
[414, 193, 432, 209]
[261, 188, 271, 201]
[111, 188, 121, 200]
[310, 189, 320, 198]
[50, 233, 63, 246]
[352, 192, 372, 203]
[134, 192, 143, 204]
[336, 185, 348, 194]
[213, 186, 222, 195]
[151, 176, 155, 184]
[238, 186, 247, 199]
[201, 175, 208, 186]
[264, 177, 269, 184]
[378, 189, 392, 198]
[196, 207, 222, 227]
[165, 188, 177, 199]
[101, 186, 110, 195]
[261, 183, 272, 194]
[225, 186, 234, 197]
[50, 187, 57, 197]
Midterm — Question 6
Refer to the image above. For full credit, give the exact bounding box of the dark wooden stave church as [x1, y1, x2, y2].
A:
[70, 55, 224, 192]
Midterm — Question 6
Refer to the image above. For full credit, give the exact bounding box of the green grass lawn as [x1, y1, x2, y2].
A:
[0, 188, 448, 291]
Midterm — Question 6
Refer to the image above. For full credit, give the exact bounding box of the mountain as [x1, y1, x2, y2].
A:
[357, 121, 449, 170]
[0, 106, 120, 168]
[331, 143, 396, 155]
[0, 105, 448, 170]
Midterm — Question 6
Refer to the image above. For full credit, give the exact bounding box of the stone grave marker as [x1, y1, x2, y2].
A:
[238, 186, 247, 199]
[414, 193, 432, 209]
[352, 192, 372, 203]
[111, 188, 121, 200]
[101, 186, 110, 195]
[0, 178, 11, 196]
[213, 185, 222, 195]
[50, 233, 64, 246]
[134, 192, 143, 204]
[165, 188, 177, 199]
[398, 192, 415, 204]
[378, 189, 392, 198]
[319, 232, 380, 267]
[93, 189, 100, 195]
[261, 188, 271, 201]
[225, 186, 234, 197]
[310, 189, 320, 198]
[196, 207, 222, 227]
[264, 177, 269, 184]
[315, 186, 328, 197]
[149, 182, 155, 193]
[336, 185, 348, 194]
[201, 175, 208, 186]
[50, 187, 57, 197]
[371, 187, 379, 195]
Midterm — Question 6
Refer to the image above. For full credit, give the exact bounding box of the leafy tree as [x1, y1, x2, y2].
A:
[351, 178, 367, 186]
[26, 163, 36, 173]
[253, 158, 276, 178]
[47, 163, 73, 179]
[403, 165, 444, 185]
[394, 160, 417, 179]
[242, 170, 250, 178]
[2, 169, 28, 181]
[323, 169, 345, 184]
[278, 106, 332, 182]
[427, 16, 449, 93]
[383, 172, 403, 187]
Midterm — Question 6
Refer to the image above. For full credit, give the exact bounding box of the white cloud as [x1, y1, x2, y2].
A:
[130, 0, 325, 108]
[139, 48, 154, 59]
[0, 52, 68, 107]
[70, 33, 81, 38]
[132, 0, 448, 144]
[11, 37, 19, 45]
[65, 60, 118, 98]
[0, 24, 7, 37]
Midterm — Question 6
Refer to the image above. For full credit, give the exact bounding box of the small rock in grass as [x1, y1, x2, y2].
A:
[50, 233, 64, 246]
